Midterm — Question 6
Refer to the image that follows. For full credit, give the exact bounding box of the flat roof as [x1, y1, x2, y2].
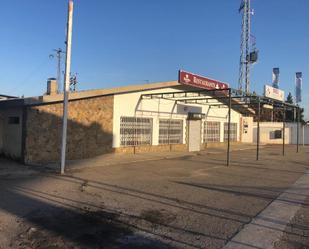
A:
[0, 81, 182, 108]
[0, 94, 17, 99]
[0, 80, 255, 115]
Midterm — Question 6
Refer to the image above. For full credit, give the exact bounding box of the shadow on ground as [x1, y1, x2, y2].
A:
[1, 145, 309, 249]
[3, 189, 176, 249]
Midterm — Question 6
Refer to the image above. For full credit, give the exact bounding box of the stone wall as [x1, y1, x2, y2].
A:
[203, 141, 241, 149]
[24, 95, 114, 164]
[115, 144, 187, 154]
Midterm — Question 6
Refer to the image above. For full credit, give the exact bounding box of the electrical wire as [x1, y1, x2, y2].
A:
[6, 58, 52, 96]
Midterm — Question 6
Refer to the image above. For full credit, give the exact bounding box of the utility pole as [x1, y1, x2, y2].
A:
[60, 0, 74, 175]
[54, 48, 65, 92]
[49, 48, 65, 92]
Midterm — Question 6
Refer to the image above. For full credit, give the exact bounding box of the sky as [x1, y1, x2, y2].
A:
[0, 0, 308, 119]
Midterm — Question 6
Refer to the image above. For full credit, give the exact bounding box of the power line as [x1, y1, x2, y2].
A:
[6, 58, 51, 96]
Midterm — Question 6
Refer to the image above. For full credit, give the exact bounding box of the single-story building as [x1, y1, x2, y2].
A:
[0, 73, 257, 164]
[0, 94, 17, 101]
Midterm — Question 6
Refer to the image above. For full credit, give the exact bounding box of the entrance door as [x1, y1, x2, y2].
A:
[188, 120, 201, 152]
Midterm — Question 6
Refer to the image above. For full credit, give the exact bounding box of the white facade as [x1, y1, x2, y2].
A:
[252, 122, 309, 145]
[113, 87, 242, 150]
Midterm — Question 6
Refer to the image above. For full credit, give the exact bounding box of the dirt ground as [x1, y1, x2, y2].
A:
[0, 145, 309, 249]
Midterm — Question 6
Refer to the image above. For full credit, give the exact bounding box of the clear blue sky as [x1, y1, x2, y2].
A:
[0, 0, 308, 119]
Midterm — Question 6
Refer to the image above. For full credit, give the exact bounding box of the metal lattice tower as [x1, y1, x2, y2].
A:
[238, 0, 251, 94]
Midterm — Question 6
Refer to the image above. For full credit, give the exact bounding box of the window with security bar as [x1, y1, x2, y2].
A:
[159, 119, 183, 144]
[120, 117, 153, 146]
[224, 123, 237, 142]
[204, 121, 220, 142]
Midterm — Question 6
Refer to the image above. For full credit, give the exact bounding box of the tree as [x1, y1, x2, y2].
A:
[297, 107, 305, 123]
[285, 92, 305, 123]
[285, 92, 294, 121]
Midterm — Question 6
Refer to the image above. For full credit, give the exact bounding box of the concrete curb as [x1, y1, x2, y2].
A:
[222, 169, 309, 249]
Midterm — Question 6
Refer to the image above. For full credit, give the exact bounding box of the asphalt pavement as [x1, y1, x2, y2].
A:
[0, 145, 308, 249]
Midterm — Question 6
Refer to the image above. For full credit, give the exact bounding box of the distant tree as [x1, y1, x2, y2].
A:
[297, 107, 305, 123]
[285, 92, 305, 123]
[286, 92, 294, 104]
[285, 92, 294, 121]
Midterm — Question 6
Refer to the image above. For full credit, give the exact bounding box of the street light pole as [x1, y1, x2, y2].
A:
[60, 0, 74, 175]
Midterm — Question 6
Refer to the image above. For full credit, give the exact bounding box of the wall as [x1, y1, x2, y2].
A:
[24, 95, 114, 164]
[240, 117, 254, 143]
[0, 108, 23, 159]
[252, 122, 309, 145]
[113, 87, 242, 149]
[288, 123, 309, 145]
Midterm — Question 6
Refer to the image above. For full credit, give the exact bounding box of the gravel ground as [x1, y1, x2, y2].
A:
[0, 145, 308, 249]
[274, 197, 309, 249]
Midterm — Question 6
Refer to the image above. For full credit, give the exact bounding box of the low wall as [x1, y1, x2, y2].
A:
[114, 142, 240, 155]
[253, 122, 309, 145]
[203, 141, 241, 149]
[115, 144, 188, 154]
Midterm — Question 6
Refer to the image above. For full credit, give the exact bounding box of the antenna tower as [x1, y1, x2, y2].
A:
[238, 0, 257, 94]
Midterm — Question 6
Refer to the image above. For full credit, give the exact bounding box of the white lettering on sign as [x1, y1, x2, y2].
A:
[193, 77, 221, 89]
[178, 70, 229, 90]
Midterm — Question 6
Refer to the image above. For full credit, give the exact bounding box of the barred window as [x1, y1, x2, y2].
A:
[8, 116, 20, 125]
[120, 117, 153, 146]
[204, 121, 220, 142]
[224, 123, 237, 142]
[159, 119, 183, 144]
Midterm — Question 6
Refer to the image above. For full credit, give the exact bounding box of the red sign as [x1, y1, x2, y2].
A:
[178, 70, 229, 90]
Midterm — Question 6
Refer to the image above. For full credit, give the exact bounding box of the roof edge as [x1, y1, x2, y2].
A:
[1, 80, 181, 107]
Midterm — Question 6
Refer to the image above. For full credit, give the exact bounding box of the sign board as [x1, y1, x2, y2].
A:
[264, 85, 285, 102]
[178, 70, 229, 90]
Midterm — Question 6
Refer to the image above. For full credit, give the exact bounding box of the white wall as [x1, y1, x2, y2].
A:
[113, 87, 242, 148]
[289, 123, 309, 145]
[252, 122, 309, 145]
[241, 117, 254, 143]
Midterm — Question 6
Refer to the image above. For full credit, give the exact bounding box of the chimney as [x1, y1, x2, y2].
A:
[46, 78, 58, 95]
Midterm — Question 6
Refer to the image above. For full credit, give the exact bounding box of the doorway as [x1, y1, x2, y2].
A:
[188, 120, 201, 152]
